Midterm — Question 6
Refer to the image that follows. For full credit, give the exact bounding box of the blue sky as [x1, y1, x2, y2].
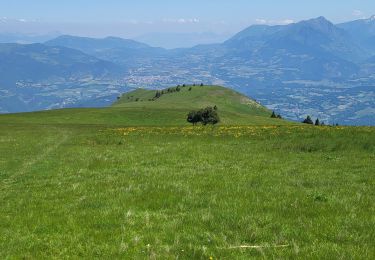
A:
[1, 0, 375, 37]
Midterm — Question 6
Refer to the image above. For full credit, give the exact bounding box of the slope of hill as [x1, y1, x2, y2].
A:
[0, 85, 285, 126]
[113, 85, 277, 125]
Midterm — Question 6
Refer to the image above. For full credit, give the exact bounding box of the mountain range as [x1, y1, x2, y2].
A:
[0, 16, 374, 125]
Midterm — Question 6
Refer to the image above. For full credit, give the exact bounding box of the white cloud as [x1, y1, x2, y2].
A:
[255, 19, 267, 24]
[352, 10, 363, 17]
[255, 18, 294, 25]
[163, 18, 200, 24]
[123, 20, 154, 25]
[280, 19, 294, 25]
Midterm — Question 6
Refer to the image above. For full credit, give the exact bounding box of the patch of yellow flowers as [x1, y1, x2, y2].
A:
[109, 125, 373, 138]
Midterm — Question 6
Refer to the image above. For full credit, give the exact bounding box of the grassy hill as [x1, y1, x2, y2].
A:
[0, 85, 288, 126]
[0, 85, 374, 258]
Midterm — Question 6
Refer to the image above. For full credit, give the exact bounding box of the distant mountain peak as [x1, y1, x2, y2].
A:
[303, 16, 333, 26]
[315, 16, 329, 21]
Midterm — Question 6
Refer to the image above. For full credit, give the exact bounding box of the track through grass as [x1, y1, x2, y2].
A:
[0, 124, 374, 258]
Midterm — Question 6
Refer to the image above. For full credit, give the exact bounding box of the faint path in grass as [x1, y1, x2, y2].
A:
[0, 128, 70, 189]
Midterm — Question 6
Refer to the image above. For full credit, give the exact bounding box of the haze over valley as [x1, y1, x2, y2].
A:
[1, 16, 375, 125]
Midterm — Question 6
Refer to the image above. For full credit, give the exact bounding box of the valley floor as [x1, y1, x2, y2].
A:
[0, 124, 374, 258]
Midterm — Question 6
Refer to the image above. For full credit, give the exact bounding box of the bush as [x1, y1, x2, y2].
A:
[187, 107, 220, 125]
[201, 107, 220, 125]
[187, 111, 201, 125]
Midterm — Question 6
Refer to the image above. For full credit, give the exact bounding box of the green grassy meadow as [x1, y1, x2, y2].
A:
[0, 86, 285, 126]
[0, 85, 374, 258]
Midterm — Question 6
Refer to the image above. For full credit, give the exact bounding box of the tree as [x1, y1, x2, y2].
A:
[200, 83, 204, 86]
[315, 118, 320, 126]
[213, 105, 218, 111]
[187, 111, 201, 125]
[186, 107, 220, 126]
[182, 84, 186, 87]
[277, 114, 282, 119]
[303, 115, 313, 124]
[176, 86, 181, 92]
[154, 91, 162, 99]
[200, 107, 220, 125]
[271, 111, 277, 118]
[188, 87, 192, 91]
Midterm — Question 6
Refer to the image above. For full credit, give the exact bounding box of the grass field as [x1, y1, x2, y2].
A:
[0, 86, 374, 258]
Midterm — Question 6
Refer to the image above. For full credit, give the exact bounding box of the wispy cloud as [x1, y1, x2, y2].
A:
[255, 19, 267, 24]
[0, 17, 38, 23]
[352, 10, 363, 17]
[255, 18, 294, 25]
[162, 18, 200, 24]
[352, 10, 367, 19]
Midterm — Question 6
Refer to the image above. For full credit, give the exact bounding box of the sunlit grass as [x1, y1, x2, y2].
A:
[0, 124, 374, 258]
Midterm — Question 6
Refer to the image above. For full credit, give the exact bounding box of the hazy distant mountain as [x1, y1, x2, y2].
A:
[0, 42, 125, 113]
[46, 35, 150, 51]
[337, 15, 375, 54]
[43, 18, 366, 80]
[0, 43, 121, 86]
[0, 32, 61, 44]
[45, 35, 166, 65]
[134, 32, 232, 49]
[227, 17, 366, 61]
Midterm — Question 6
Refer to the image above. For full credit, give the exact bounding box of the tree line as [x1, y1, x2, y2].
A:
[270, 111, 283, 119]
[272, 111, 337, 126]
[152, 84, 205, 101]
[301, 115, 337, 126]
